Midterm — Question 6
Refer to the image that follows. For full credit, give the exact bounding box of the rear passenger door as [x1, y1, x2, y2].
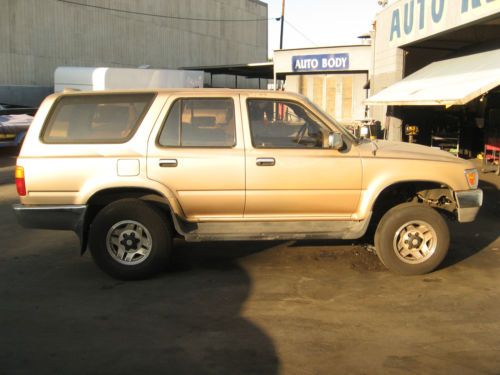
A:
[147, 95, 245, 220]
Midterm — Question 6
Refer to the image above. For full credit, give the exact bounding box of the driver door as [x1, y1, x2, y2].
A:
[241, 96, 362, 219]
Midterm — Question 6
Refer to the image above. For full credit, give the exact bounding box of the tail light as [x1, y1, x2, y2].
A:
[15, 166, 26, 196]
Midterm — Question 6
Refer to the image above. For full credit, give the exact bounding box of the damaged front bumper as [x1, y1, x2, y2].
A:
[455, 189, 483, 223]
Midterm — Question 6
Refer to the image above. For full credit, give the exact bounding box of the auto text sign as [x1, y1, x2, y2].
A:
[292, 54, 350, 72]
[386, 0, 499, 46]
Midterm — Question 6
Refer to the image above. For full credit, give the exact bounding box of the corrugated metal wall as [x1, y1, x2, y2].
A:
[0, 0, 268, 87]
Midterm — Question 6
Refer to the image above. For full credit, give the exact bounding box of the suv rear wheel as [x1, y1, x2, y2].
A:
[374, 203, 449, 275]
[89, 198, 172, 280]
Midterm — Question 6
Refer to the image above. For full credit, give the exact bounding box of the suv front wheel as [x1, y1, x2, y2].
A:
[89, 198, 172, 280]
[374, 203, 450, 275]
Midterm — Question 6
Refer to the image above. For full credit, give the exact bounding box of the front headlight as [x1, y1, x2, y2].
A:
[465, 168, 479, 189]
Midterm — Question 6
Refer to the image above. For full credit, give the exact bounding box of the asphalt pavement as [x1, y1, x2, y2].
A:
[1, 147, 499, 375]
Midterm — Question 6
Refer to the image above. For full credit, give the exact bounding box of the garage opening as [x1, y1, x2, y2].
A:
[367, 13, 500, 158]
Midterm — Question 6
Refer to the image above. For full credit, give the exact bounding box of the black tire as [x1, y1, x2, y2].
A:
[374, 203, 449, 275]
[89, 198, 172, 280]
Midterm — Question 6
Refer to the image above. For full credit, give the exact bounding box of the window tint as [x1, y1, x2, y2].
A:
[42, 94, 154, 143]
[247, 99, 330, 149]
[158, 98, 236, 147]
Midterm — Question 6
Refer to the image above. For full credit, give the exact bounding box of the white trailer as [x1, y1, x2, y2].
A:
[54, 67, 204, 92]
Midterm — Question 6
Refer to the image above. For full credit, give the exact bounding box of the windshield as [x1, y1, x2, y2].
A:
[304, 98, 359, 143]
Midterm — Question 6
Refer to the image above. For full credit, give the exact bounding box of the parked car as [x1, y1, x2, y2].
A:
[0, 113, 33, 148]
[13, 89, 482, 279]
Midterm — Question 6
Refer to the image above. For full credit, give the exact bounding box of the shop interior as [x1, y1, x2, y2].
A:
[392, 15, 500, 159]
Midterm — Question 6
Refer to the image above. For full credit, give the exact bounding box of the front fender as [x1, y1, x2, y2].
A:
[354, 157, 471, 220]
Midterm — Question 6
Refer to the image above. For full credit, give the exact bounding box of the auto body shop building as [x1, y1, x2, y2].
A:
[274, 45, 372, 125]
[0, 0, 268, 106]
[366, 0, 500, 156]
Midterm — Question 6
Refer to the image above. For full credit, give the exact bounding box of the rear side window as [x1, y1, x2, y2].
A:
[42, 93, 155, 143]
[158, 98, 236, 147]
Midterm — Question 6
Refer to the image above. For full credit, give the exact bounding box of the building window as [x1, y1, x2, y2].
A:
[294, 73, 366, 124]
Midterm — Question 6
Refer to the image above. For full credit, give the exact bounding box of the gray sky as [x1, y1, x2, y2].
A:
[260, 0, 384, 55]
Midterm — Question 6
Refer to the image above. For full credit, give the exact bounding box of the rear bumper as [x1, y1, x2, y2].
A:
[455, 189, 483, 223]
[12, 204, 87, 235]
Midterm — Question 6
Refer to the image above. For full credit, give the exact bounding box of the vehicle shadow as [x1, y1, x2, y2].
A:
[440, 179, 500, 269]
[0, 225, 280, 374]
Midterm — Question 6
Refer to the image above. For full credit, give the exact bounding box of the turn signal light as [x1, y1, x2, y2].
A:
[465, 169, 478, 190]
[15, 166, 26, 196]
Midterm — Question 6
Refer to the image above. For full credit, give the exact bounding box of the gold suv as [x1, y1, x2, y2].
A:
[13, 89, 482, 279]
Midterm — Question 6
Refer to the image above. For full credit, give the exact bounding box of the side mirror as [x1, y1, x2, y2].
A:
[328, 132, 343, 150]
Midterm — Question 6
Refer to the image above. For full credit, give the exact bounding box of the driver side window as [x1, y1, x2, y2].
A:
[247, 99, 330, 149]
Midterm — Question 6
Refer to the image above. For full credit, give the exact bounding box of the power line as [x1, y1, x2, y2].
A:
[285, 20, 318, 47]
[57, 0, 281, 22]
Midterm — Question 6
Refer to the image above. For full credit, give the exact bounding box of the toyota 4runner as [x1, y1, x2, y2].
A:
[13, 89, 483, 279]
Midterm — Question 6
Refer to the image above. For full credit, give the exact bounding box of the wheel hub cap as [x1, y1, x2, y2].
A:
[120, 232, 141, 251]
[106, 220, 152, 266]
[393, 220, 437, 264]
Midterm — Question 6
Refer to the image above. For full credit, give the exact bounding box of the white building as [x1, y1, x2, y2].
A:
[274, 45, 371, 125]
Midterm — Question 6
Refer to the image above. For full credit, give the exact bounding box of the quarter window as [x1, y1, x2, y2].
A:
[247, 99, 330, 149]
[158, 98, 236, 147]
[42, 93, 154, 143]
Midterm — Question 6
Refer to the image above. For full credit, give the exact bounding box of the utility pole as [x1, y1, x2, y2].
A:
[279, 0, 285, 49]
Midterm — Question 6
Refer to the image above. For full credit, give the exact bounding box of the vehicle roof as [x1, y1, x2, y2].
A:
[52, 88, 307, 99]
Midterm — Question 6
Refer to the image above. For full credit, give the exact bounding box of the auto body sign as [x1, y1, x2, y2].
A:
[292, 53, 349, 72]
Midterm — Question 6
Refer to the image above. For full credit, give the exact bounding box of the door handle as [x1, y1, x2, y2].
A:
[256, 157, 275, 166]
[159, 159, 178, 168]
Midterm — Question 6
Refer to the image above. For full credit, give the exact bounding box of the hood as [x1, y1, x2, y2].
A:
[356, 139, 467, 164]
